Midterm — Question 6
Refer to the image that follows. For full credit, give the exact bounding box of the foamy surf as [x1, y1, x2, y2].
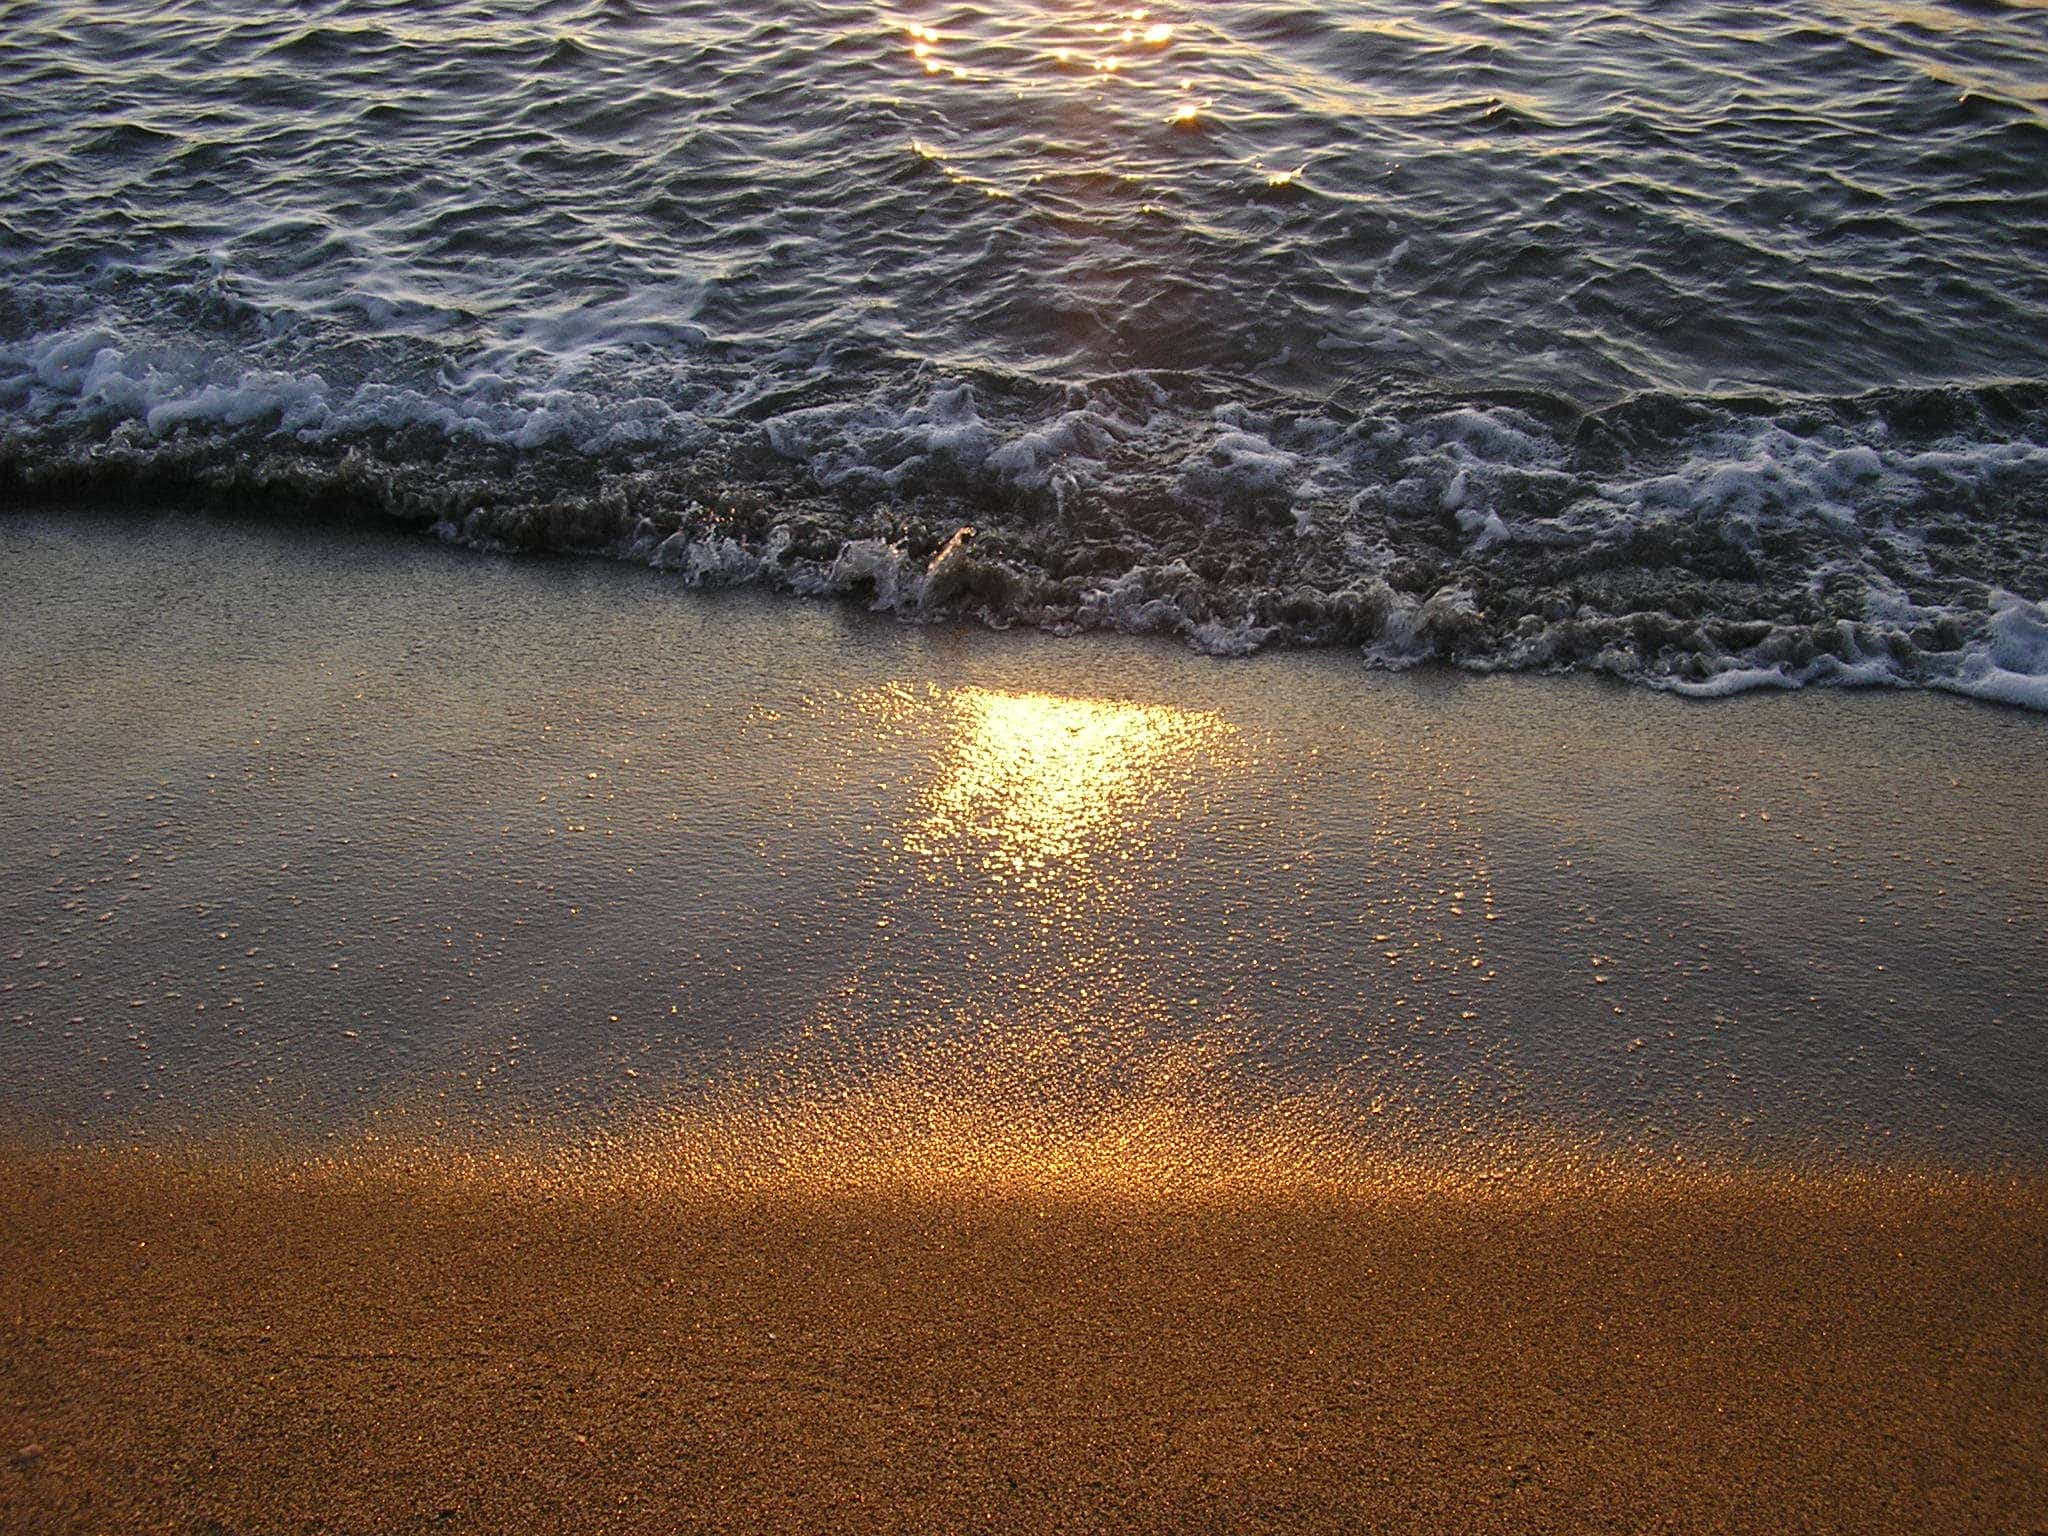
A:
[5, 326, 2046, 707]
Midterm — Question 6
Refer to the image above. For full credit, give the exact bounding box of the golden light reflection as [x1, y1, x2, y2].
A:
[657, 679, 1517, 1200]
[893, 5, 1180, 93]
[661, 682, 1293, 1198]
[902, 686, 1236, 889]
[883, 4, 1232, 201]
[903, 19, 966, 78]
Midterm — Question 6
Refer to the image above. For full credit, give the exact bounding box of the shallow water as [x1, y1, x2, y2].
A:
[4, 0, 2048, 697]
[4, 512, 2044, 1175]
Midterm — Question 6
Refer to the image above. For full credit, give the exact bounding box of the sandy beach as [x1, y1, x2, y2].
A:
[4, 1153, 2044, 1535]
[3, 510, 2046, 1531]
[6, 0, 2048, 1524]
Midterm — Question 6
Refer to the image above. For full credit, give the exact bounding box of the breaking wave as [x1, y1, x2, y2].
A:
[5, 323, 2047, 709]
[7, 0, 2048, 705]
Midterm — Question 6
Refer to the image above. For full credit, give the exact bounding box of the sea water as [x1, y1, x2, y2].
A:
[4, 0, 2048, 701]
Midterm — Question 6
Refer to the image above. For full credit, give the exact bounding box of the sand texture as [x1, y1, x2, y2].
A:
[3, 1154, 2044, 1535]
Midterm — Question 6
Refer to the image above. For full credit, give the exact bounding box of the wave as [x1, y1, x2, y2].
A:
[4, 322, 2047, 710]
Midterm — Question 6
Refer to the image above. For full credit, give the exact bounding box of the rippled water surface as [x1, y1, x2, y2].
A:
[4, 0, 2048, 696]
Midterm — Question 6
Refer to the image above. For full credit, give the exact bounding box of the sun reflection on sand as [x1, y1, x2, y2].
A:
[904, 686, 1236, 890]
[574, 679, 1527, 1197]
[610, 682, 1329, 1195]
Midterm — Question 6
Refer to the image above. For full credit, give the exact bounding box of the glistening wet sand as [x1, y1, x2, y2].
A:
[3, 1152, 2044, 1535]
[6, 510, 2047, 1162]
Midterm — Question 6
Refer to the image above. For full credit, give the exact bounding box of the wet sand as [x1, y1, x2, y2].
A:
[3, 1153, 2044, 1534]
[6, 510, 2047, 1161]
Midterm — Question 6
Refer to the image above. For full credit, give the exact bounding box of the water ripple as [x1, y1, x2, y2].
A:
[3, 0, 2047, 698]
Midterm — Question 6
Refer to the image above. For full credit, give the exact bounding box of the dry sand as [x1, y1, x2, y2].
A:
[3, 1151, 2044, 1535]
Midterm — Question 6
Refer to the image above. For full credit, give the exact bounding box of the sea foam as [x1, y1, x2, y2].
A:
[5, 318, 2047, 710]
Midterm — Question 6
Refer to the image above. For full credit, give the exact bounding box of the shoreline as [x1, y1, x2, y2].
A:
[3, 506, 2046, 1159]
[10, 499, 2048, 716]
[5, 1149, 2045, 1533]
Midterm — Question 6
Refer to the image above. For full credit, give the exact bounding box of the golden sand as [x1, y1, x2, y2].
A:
[3, 1150, 2043, 1535]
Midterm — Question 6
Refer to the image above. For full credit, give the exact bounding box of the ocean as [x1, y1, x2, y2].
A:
[4, 0, 2048, 702]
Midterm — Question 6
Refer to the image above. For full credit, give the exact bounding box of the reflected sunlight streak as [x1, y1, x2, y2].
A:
[906, 687, 1235, 886]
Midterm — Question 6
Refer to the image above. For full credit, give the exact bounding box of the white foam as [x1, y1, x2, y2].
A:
[1187, 614, 1277, 657]
[1454, 505, 1511, 552]
[817, 537, 919, 612]
[1667, 666, 1803, 699]
[7, 315, 2048, 713]
[983, 408, 1117, 498]
[1939, 590, 2048, 710]
[1, 324, 709, 457]
[1075, 562, 1212, 641]
[760, 382, 1126, 504]
[1176, 413, 1300, 505]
